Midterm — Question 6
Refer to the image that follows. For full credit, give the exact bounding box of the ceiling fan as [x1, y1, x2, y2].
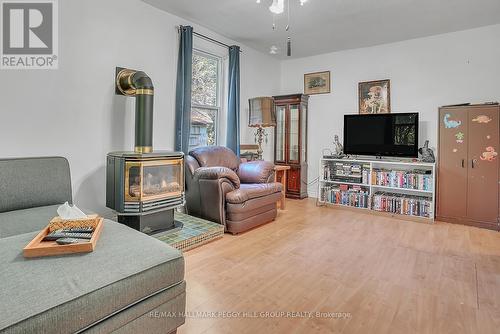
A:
[256, 0, 310, 56]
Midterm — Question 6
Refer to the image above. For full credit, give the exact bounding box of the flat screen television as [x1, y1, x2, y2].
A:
[343, 113, 419, 158]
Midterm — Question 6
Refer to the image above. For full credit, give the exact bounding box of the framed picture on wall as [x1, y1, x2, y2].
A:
[358, 79, 391, 114]
[304, 71, 331, 95]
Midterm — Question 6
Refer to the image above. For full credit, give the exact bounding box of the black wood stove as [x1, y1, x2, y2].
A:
[106, 68, 184, 234]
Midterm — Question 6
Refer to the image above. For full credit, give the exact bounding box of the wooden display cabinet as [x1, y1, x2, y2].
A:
[273, 94, 309, 199]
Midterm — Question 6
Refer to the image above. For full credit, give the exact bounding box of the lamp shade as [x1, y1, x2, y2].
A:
[248, 97, 276, 128]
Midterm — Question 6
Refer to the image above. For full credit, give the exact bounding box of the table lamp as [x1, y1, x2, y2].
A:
[248, 97, 276, 160]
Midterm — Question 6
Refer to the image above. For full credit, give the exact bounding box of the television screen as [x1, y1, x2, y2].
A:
[343, 113, 419, 157]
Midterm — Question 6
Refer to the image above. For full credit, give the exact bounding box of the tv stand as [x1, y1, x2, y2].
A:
[318, 157, 436, 222]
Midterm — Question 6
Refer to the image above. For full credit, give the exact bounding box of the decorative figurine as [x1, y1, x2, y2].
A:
[419, 140, 435, 163]
[333, 135, 345, 158]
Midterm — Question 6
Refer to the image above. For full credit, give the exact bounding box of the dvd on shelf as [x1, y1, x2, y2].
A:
[371, 169, 433, 191]
[372, 191, 432, 218]
[320, 184, 369, 208]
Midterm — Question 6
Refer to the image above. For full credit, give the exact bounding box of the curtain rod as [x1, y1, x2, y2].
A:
[177, 26, 242, 53]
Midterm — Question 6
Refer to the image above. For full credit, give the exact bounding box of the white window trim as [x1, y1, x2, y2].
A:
[192, 37, 228, 147]
[192, 49, 223, 146]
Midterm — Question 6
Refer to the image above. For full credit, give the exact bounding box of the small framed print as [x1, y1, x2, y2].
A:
[304, 71, 331, 95]
[358, 79, 391, 114]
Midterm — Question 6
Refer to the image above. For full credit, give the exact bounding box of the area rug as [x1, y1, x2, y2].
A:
[152, 212, 224, 252]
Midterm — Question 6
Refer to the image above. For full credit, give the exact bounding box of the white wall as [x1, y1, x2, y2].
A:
[240, 48, 282, 162]
[280, 24, 500, 197]
[0, 0, 280, 215]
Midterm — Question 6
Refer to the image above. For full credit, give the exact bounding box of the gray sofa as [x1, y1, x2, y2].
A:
[0, 157, 186, 334]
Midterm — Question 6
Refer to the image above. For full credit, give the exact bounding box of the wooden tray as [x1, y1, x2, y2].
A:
[23, 216, 104, 258]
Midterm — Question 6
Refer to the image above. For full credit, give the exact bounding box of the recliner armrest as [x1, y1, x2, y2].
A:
[194, 167, 241, 189]
[237, 161, 275, 184]
[185, 155, 200, 177]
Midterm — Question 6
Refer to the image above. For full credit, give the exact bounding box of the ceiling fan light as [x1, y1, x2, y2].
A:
[269, 0, 284, 14]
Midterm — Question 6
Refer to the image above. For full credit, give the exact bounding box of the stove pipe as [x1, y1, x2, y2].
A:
[115, 67, 154, 153]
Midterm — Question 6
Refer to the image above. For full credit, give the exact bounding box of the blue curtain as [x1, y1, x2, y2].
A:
[227, 45, 241, 157]
[174, 26, 193, 154]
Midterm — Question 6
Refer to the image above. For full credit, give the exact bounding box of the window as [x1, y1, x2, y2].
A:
[190, 50, 222, 150]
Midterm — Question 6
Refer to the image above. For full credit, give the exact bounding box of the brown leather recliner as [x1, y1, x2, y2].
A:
[185, 146, 283, 234]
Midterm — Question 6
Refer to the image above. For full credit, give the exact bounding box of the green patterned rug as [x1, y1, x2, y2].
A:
[152, 212, 224, 252]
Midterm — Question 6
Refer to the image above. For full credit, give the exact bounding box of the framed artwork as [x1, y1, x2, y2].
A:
[358, 79, 391, 114]
[304, 71, 331, 95]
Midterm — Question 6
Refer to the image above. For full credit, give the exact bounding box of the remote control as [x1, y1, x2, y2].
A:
[61, 227, 94, 233]
[43, 231, 93, 241]
[56, 238, 88, 245]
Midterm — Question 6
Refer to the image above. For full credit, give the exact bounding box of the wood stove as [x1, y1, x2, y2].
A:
[106, 68, 185, 234]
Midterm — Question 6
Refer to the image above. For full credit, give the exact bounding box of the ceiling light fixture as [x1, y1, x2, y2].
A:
[265, 0, 308, 14]
[269, 0, 284, 14]
[258, 0, 309, 57]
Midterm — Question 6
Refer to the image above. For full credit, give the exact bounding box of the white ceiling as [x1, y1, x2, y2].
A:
[144, 0, 500, 59]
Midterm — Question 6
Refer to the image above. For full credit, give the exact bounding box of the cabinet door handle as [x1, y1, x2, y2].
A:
[461, 159, 465, 168]
[471, 159, 477, 168]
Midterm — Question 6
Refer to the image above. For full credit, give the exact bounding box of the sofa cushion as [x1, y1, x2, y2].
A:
[0, 157, 72, 213]
[0, 205, 60, 239]
[84, 281, 186, 334]
[0, 220, 184, 334]
[226, 183, 282, 204]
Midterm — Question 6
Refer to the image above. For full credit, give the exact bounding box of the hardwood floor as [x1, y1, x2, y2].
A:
[178, 199, 500, 334]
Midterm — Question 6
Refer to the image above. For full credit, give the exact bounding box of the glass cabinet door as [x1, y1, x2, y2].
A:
[275, 105, 286, 162]
[301, 103, 307, 163]
[288, 104, 300, 163]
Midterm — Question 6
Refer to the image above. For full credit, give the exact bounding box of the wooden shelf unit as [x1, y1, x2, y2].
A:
[318, 157, 436, 222]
